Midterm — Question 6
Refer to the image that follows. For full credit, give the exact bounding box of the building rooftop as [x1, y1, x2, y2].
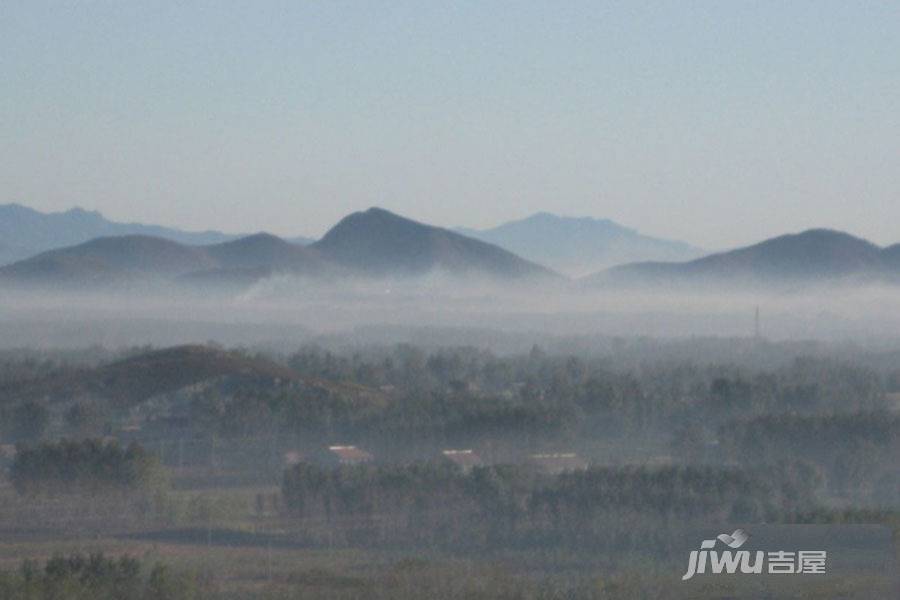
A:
[441, 449, 482, 469]
[328, 445, 373, 462]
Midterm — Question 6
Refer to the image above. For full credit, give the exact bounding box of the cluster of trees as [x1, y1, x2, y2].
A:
[0, 553, 203, 600]
[10, 439, 166, 496]
[285, 346, 889, 433]
[1, 343, 891, 450]
[0, 397, 113, 443]
[0, 399, 50, 442]
[0, 346, 147, 443]
[118, 345, 898, 508]
[175, 346, 891, 452]
[187, 382, 375, 440]
[2, 343, 894, 507]
[720, 412, 900, 504]
[281, 462, 822, 550]
[0, 350, 96, 387]
[286, 344, 886, 406]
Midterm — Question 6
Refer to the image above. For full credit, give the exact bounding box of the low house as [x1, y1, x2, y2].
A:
[325, 445, 373, 466]
[441, 449, 482, 473]
[527, 452, 588, 475]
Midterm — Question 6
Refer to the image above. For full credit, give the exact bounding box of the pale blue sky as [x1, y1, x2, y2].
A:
[1, 1, 898, 247]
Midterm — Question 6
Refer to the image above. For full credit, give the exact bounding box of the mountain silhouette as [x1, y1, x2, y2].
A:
[457, 212, 704, 276]
[0, 233, 329, 287]
[312, 207, 560, 281]
[0, 207, 560, 287]
[0, 203, 315, 267]
[590, 229, 895, 288]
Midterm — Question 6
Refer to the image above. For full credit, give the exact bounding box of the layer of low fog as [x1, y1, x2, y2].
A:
[2, 273, 900, 350]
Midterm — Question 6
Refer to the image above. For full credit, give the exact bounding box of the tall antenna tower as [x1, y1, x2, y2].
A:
[754, 306, 760, 339]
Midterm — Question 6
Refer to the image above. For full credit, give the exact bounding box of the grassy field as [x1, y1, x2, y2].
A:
[1, 463, 897, 599]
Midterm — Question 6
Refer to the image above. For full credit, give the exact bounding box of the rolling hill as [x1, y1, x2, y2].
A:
[456, 212, 704, 276]
[0, 344, 382, 407]
[0, 207, 561, 287]
[0, 203, 315, 267]
[589, 229, 898, 288]
[312, 207, 561, 281]
[0, 233, 331, 287]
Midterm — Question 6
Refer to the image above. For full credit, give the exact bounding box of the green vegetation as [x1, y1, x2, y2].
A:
[10, 439, 166, 496]
[0, 341, 896, 598]
[0, 553, 203, 600]
[282, 461, 824, 552]
[2, 400, 50, 443]
[720, 412, 900, 502]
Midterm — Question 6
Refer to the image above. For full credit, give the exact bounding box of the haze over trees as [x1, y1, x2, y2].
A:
[0, 236, 898, 598]
[0, 337, 896, 598]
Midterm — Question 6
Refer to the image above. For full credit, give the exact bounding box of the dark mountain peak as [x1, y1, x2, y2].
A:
[882, 244, 900, 269]
[596, 228, 890, 288]
[340, 206, 404, 222]
[316, 207, 437, 249]
[322, 207, 426, 237]
[363, 206, 397, 217]
[0, 235, 213, 284]
[204, 232, 325, 272]
[751, 228, 879, 251]
[883, 243, 900, 256]
[314, 207, 558, 280]
[700, 229, 882, 273]
[796, 228, 855, 238]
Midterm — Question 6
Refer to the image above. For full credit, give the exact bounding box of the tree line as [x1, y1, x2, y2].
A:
[0, 553, 203, 600]
[10, 439, 166, 496]
[281, 461, 824, 551]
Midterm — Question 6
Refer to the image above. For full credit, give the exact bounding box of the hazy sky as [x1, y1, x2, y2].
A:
[2, 2, 898, 248]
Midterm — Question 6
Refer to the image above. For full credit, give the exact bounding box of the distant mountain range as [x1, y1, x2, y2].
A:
[3, 203, 900, 291]
[0, 233, 331, 287]
[590, 229, 900, 288]
[0, 207, 557, 288]
[456, 212, 705, 276]
[0, 203, 314, 267]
